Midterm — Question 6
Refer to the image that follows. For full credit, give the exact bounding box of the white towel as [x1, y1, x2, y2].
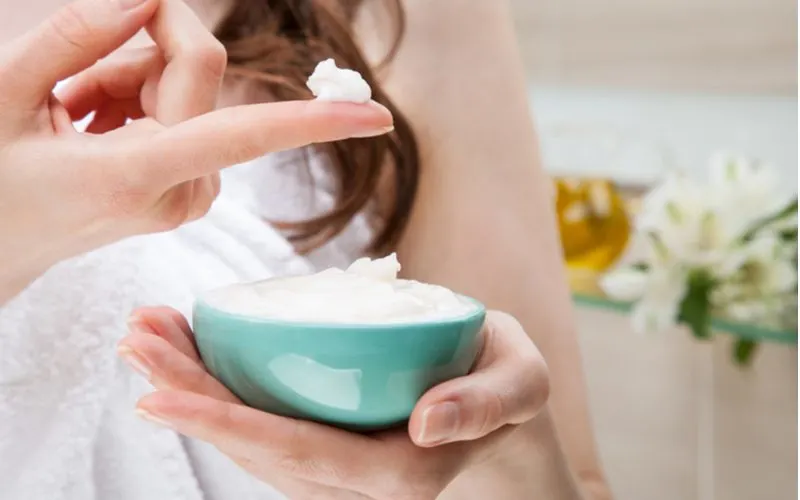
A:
[0, 149, 371, 500]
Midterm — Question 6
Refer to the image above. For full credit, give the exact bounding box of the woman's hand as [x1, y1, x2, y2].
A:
[0, 0, 392, 303]
[119, 307, 550, 500]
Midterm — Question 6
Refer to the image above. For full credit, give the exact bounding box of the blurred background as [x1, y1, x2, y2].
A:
[508, 0, 798, 498]
[1, 1, 795, 498]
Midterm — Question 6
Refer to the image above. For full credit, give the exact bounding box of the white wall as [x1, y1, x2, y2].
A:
[530, 86, 798, 189]
[510, 0, 797, 94]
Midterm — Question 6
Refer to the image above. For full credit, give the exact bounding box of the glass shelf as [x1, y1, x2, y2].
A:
[569, 270, 798, 345]
[544, 126, 797, 346]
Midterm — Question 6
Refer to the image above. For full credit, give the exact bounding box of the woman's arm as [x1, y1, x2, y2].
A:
[357, 1, 611, 497]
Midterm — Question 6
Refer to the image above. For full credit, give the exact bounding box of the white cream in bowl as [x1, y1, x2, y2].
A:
[201, 254, 478, 324]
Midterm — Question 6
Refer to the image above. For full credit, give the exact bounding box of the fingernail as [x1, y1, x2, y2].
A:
[117, 345, 152, 380]
[351, 125, 394, 138]
[417, 401, 460, 445]
[136, 408, 174, 429]
[366, 100, 391, 112]
[117, 0, 150, 10]
[126, 316, 148, 331]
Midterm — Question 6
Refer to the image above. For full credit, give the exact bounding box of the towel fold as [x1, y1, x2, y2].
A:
[0, 156, 345, 499]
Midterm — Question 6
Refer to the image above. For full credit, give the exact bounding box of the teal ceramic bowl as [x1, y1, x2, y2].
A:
[192, 295, 485, 431]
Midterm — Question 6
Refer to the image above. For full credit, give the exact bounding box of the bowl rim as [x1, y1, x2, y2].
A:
[193, 294, 487, 331]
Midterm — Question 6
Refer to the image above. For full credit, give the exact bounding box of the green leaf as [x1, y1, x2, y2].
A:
[678, 271, 714, 340]
[779, 227, 797, 243]
[777, 198, 798, 220]
[733, 339, 759, 366]
[743, 197, 798, 242]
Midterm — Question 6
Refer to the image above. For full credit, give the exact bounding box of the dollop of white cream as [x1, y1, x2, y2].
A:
[306, 58, 372, 103]
[202, 254, 477, 324]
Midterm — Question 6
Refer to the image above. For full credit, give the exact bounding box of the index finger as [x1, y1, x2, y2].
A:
[137, 390, 381, 492]
[0, 0, 158, 105]
[139, 100, 394, 186]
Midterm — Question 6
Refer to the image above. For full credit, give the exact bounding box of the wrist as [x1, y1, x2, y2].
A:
[440, 408, 583, 500]
[577, 475, 614, 500]
[506, 413, 613, 500]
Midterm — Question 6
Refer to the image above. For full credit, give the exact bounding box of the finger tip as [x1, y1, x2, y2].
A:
[116, 333, 148, 356]
[137, 389, 174, 411]
[305, 98, 393, 127]
[135, 394, 155, 412]
[116, 343, 134, 360]
[367, 99, 392, 115]
[127, 310, 145, 324]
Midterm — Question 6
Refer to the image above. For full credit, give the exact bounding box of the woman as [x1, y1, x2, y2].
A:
[0, 0, 611, 498]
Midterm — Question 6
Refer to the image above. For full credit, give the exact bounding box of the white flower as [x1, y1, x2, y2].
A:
[602, 264, 688, 334]
[634, 156, 795, 271]
[600, 267, 648, 301]
[612, 152, 796, 336]
[711, 233, 797, 323]
[708, 152, 795, 234]
[636, 172, 734, 268]
[630, 269, 688, 334]
[737, 234, 796, 292]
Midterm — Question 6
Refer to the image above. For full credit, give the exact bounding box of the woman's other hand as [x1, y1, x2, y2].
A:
[0, 0, 393, 303]
[119, 307, 550, 500]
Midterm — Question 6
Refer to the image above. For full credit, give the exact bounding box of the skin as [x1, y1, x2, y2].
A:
[0, 0, 393, 304]
[124, 1, 611, 498]
[1, 0, 612, 498]
[121, 307, 563, 500]
[355, 2, 612, 498]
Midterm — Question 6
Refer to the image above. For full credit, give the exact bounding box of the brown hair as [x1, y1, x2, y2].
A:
[214, 0, 419, 255]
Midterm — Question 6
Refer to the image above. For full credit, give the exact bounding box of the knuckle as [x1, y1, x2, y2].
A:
[190, 201, 213, 222]
[210, 400, 238, 430]
[484, 309, 550, 421]
[476, 386, 506, 436]
[188, 40, 227, 81]
[157, 206, 189, 232]
[178, 363, 212, 394]
[517, 353, 551, 420]
[488, 310, 524, 332]
[188, 179, 217, 221]
[48, 3, 95, 51]
[155, 185, 193, 231]
[529, 360, 551, 412]
[210, 174, 221, 199]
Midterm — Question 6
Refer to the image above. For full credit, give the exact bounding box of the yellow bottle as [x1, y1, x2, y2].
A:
[554, 178, 631, 274]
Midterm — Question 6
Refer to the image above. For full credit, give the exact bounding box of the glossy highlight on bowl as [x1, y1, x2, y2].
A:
[192, 296, 486, 431]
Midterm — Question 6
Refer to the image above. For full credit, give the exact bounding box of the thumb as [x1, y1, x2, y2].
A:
[409, 312, 550, 447]
[1, 0, 158, 105]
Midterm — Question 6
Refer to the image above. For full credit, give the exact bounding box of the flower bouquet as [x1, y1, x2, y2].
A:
[600, 153, 798, 366]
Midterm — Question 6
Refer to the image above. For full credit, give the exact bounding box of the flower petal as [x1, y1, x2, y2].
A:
[600, 267, 648, 302]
